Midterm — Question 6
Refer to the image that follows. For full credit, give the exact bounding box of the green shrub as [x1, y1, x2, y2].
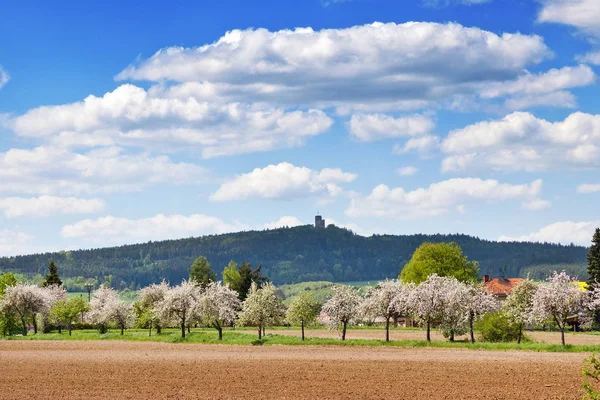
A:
[583, 353, 600, 399]
[71, 322, 95, 330]
[251, 338, 265, 346]
[477, 311, 525, 343]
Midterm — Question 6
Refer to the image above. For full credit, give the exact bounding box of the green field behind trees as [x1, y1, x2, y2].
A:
[0, 225, 587, 291]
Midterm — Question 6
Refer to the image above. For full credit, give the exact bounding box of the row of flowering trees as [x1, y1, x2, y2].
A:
[1, 270, 598, 344]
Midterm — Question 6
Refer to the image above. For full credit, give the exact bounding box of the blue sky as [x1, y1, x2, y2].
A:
[1, 0, 600, 255]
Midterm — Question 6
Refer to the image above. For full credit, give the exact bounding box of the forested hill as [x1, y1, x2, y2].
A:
[0, 225, 588, 290]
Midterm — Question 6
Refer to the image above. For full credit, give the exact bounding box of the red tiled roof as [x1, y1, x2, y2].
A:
[483, 278, 524, 295]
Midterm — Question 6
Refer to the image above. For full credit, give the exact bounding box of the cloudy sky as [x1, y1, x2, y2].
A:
[1, 0, 600, 255]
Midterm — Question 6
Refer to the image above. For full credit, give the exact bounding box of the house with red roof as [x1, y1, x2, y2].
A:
[483, 275, 524, 301]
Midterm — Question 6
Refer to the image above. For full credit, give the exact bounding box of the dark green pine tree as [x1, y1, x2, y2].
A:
[587, 228, 600, 288]
[42, 259, 62, 287]
[188, 256, 217, 288]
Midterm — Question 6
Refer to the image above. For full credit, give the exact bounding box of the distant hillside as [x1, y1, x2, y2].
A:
[0, 225, 588, 290]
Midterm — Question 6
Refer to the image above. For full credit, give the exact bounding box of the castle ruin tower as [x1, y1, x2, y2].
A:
[315, 214, 325, 229]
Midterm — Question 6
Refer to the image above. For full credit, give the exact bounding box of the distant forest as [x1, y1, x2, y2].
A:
[0, 225, 589, 290]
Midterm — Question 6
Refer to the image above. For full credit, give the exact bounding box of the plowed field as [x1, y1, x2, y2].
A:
[0, 341, 586, 399]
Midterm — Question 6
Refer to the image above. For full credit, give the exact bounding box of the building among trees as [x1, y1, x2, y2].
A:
[314, 215, 325, 229]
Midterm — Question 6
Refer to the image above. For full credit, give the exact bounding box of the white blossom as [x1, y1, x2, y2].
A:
[530, 271, 587, 345]
[322, 285, 362, 340]
[237, 282, 283, 339]
[0, 283, 49, 335]
[88, 285, 133, 334]
[155, 280, 201, 338]
[195, 281, 240, 339]
[360, 280, 405, 341]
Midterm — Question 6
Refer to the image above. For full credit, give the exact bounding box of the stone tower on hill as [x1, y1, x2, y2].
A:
[315, 215, 325, 228]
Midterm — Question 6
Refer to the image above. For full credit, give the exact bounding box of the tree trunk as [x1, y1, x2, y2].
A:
[301, 320, 305, 341]
[69, 326, 72, 336]
[188, 325, 191, 334]
[21, 317, 27, 336]
[258, 325, 262, 339]
[517, 323, 523, 344]
[469, 316, 475, 344]
[58, 325, 62, 334]
[32, 315, 38, 334]
[342, 321, 347, 341]
[560, 326, 565, 346]
[121, 326, 124, 335]
[156, 325, 162, 334]
[181, 316, 186, 338]
[449, 331, 455, 342]
[262, 325, 266, 337]
[218, 326, 223, 340]
[426, 317, 431, 342]
[385, 316, 390, 342]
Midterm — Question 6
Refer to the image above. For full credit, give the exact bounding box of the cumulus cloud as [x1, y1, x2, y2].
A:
[117, 22, 549, 110]
[0, 196, 105, 218]
[0, 67, 9, 89]
[346, 178, 544, 219]
[10, 84, 333, 158]
[0, 145, 206, 196]
[397, 166, 419, 176]
[441, 112, 600, 172]
[479, 65, 595, 109]
[0, 230, 33, 256]
[538, 0, 600, 39]
[348, 114, 435, 142]
[262, 216, 305, 229]
[499, 220, 599, 246]
[61, 214, 248, 245]
[211, 162, 356, 202]
[578, 51, 600, 65]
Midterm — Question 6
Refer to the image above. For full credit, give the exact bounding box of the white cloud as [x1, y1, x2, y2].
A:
[578, 51, 600, 65]
[0, 145, 206, 196]
[397, 166, 419, 176]
[0, 230, 33, 256]
[210, 162, 356, 202]
[521, 199, 551, 210]
[61, 214, 248, 244]
[479, 65, 595, 109]
[538, 0, 600, 39]
[262, 216, 305, 229]
[441, 111, 600, 172]
[11, 84, 333, 158]
[499, 220, 599, 246]
[117, 22, 548, 110]
[0, 67, 9, 89]
[346, 178, 544, 219]
[480, 65, 595, 98]
[348, 114, 435, 142]
[394, 135, 440, 156]
[577, 183, 600, 193]
[0, 196, 105, 218]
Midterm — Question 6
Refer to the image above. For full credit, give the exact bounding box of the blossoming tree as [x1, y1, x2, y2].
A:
[360, 280, 404, 341]
[238, 282, 283, 339]
[137, 281, 170, 335]
[155, 281, 201, 338]
[322, 285, 362, 341]
[0, 284, 51, 335]
[530, 271, 587, 345]
[195, 281, 240, 340]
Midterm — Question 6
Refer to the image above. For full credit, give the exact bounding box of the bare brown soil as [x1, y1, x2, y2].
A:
[258, 328, 600, 345]
[0, 341, 587, 399]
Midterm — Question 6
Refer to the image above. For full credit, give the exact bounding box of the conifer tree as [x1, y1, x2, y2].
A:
[42, 260, 62, 287]
[588, 228, 600, 288]
[188, 256, 216, 288]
